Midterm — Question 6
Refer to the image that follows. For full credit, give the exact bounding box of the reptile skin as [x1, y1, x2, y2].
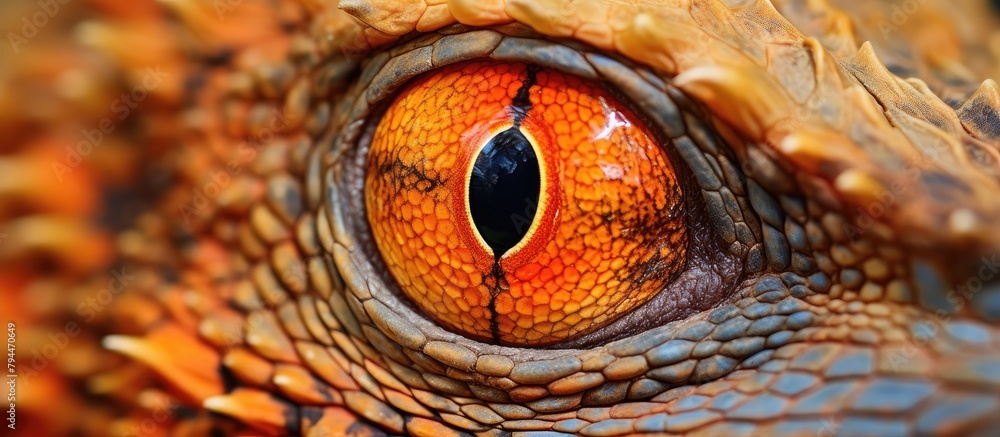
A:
[4, 0, 1000, 435]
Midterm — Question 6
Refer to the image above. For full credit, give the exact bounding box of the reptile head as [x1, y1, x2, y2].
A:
[5, 0, 1000, 435]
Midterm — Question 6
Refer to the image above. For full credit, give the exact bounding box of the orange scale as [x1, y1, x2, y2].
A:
[422, 247, 440, 266]
[580, 249, 601, 265]
[530, 287, 550, 305]
[419, 233, 436, 248]
[443, 300, 461, 318]
[437, 224, 457, 244]
[423, 215, 438, 232]
[541, 109, 557, 125]
[405, 190, 421, 206]
[627, 243, 646, 258]
[563, 100, 578, 115]
[436, 73, 458, 89]
[586, 166, 607, 182]
[570, 289, 590, 304]
[543, 287, 563, 304]
[555, 91, 569, 105]
[412, 217, 426, 234]
[538, 268, 555, 283]
[469, 306, 487, 320]
[552, 276, 567, 289]
[401, 108, 415, 126]
[514, 263, 543, 281]
[434, 249, 457, 271]
[458, 314, 474, 329]
[429, 268, 449, 288]
[488, 86, 508, 101]
[578, 272, 599, 291]
[535, 252, 552, 265]
[555, 244, 575, 260]
[418, 197, 434, 214]
[450, 267, 469, 287]
[564, 301, 581, 315]
[399, 204, 413, 221]
[452, 75, 472, 90]
[553, 119, 571, 135]
[539, 89, 556, 105]
[523, 275, 540, 290]
[421, 285, 441, 304]
[552, 289, 570, 304]
[514, 315, 534, 330]
[596, 296, 611, 309]
[458, 259, 477, 273]
[563, 238, 586, 255]
[455, 297, 472, 312]
[548, 311, 565, 324]
[532, 322, 553, 335]
[563, 265, 580, 284]
[426, 130, 442, 144]
[542, 242, 558, 258]
[594, 262, 610, 275]
[463, 288, 481, 307]
[514, 297, 534, 315]
[494, 293, 514, 315]
[435, 255, 452, 272]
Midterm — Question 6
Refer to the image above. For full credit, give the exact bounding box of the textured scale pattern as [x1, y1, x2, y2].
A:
[3, 0, 1000, 436]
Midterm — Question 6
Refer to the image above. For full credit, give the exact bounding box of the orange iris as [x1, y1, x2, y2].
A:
[366, 61, 687, 345]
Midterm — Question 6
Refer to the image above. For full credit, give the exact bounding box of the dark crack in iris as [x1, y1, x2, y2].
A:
[469, 128, 541, 258]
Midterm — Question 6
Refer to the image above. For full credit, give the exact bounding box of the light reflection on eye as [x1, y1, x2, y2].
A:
[365, 61, 688, 346]
[594, 97, 632, 140]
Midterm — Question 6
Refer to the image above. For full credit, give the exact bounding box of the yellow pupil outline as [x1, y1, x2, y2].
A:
[462, 123, 551, 260]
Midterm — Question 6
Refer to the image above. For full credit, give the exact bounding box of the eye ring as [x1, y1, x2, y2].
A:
[328, 30, 751, 354]
[364, 60, 693, 345]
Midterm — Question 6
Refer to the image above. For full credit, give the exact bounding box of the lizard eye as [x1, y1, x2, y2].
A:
[365, 61, 687, 346]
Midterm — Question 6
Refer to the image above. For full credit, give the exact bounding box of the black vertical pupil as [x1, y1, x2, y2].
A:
[469, 128, 541, 257]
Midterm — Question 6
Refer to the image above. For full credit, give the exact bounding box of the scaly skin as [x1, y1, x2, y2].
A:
[4, 0, 1000, 435]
